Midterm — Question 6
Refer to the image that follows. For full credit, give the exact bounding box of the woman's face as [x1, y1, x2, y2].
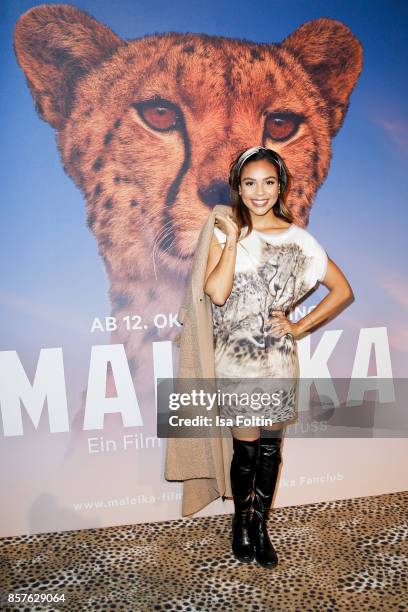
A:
[239, 158, 280, 216]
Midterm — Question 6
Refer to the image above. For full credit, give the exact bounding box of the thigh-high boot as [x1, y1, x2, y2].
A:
[230, 437, 259, 563]
[249, 432, 282, 568]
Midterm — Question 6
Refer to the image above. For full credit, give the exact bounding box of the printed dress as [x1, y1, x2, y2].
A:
[211, 223, 328, 425]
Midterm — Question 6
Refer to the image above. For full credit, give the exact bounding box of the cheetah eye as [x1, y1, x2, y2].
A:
[264, 112, 303, 142]
[133, 98, 181, 131]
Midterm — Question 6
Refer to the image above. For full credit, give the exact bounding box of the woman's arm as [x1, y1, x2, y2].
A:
[204, 232, 238, 306]
[295, 257, 354, 335]
[270, 257, 354, 339]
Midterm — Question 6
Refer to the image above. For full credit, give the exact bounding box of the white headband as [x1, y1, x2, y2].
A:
[236, 146, 267, 173]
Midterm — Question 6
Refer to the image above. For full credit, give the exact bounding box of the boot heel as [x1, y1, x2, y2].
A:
[249, 510, 278, 568]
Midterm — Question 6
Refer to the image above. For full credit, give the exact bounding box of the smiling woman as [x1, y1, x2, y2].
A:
[203, 145, 354, 568]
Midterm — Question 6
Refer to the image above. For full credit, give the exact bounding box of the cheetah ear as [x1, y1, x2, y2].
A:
[281, 18, 363, 137]
[14, 4, 123, 129]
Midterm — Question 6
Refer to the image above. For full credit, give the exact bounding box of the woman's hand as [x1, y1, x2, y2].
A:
[214, 212, 239, 242]
[269, 310, 301, 339]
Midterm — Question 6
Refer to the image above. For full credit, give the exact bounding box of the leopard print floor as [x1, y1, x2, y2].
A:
[1, 492, 407, 611]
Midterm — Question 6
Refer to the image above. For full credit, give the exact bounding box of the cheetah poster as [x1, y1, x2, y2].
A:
[1, 0, 407, 536]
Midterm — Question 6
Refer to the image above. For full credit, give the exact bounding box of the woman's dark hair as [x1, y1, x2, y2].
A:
[228, 146, 293, 240]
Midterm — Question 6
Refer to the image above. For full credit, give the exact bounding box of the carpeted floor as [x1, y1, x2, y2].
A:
[1, 491, 407, 611]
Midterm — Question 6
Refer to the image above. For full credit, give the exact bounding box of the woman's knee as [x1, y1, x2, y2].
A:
[231, 426, 260, 442]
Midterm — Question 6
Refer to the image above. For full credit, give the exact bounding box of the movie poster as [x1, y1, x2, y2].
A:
[1, 0, 407, 536]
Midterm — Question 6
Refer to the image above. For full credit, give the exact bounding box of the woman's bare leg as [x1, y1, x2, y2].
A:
[230, 426, 260, 441]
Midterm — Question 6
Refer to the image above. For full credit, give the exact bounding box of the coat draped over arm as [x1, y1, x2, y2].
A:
[164, 204, 234, 516]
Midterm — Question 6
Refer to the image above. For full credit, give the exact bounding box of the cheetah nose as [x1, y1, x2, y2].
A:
[200, 180, 231, 209]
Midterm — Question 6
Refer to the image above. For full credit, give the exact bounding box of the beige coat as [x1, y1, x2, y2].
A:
[164, 204, 234, 516]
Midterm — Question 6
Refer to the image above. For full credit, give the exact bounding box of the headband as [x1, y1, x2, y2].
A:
[236, 146, 283, 176]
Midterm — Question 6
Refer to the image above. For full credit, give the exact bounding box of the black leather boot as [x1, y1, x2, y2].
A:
[249, 432, 282, 568]
[230, 437, 260, 563]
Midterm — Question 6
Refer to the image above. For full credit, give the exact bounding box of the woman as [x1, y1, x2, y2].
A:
[203, 146, 354, 568]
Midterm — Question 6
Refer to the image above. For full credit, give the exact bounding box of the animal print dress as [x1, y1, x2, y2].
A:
[211, 223, 328, 425]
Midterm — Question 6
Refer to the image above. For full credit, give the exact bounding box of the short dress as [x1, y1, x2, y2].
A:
[211, 223, 328, 425]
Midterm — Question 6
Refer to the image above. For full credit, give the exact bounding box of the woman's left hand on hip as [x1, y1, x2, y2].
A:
[269, 310, 301, 339]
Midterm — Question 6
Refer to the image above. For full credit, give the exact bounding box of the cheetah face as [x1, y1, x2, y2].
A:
[14, 5, 362, 282]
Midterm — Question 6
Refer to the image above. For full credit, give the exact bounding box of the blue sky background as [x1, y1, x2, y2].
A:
[1, 0, 408, 382]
